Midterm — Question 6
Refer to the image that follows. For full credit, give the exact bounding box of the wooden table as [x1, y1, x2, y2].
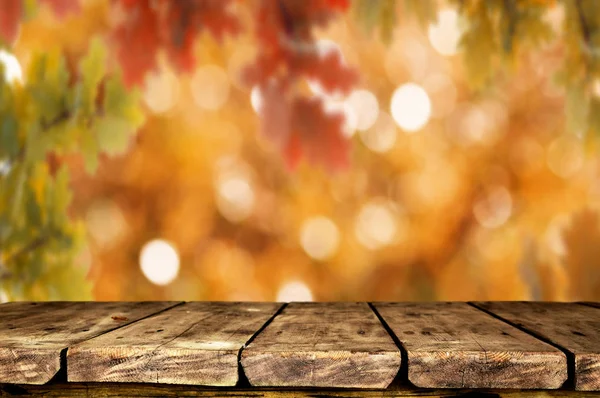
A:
[0, 301, 598, 397]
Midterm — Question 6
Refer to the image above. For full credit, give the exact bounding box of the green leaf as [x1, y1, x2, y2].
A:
[0, 114, 19, 158]
[47, 166, 71, 227]
[0, 213, 11, 242]
[95, 74, 144, 156]
[95, 116, 134, 155]
[24, 188, 42, 226]
[26, 50, 70, 126]
[79, 38, 107, 114]
[104, 75, 144, 124]
[25, 130, 51, 163]
[27, 249, 43, 283]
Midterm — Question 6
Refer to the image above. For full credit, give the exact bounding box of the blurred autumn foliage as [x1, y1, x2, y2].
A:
[1, 0, 600, 302]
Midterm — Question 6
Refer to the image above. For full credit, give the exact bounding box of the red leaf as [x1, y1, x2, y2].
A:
[111, 315, 128, 321]
[245, 0, 355, 172]
[291, 97, 349, 172]
[195, 0, 240, 42]
[40, 0, 80, 18]
[0, 0, 22, 46]
[295, 49, 359, 96]
[325, 0, 350, 12]
[112, 0, 240, 87]
[112, 0, 161, 87]
[259, 82, 292, 149]
[257, 82, 349, 172]
[284, 133, 303, 171]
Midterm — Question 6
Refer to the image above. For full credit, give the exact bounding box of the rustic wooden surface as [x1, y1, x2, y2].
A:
[1, 301, 599, 393]
[474, 301, 600, 391]
[2, 383, 600, 397]
[373, 302, 567, 389]
[68, 302, 282, 385]
[241, 302, 402, 388]
[0, 302, 178, 385]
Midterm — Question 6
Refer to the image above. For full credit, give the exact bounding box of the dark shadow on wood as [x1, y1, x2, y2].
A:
[46, 349, 68, 384]
[368, 302, 410, 388]
[236, 302, 288, 388]
[578, 302, 600, 310]
[2, 383, 600, 397]
[467, 302, 575, 390]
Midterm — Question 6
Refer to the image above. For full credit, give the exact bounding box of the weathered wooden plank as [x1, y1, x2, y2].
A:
[582, 302, 600, 309]
[474, 301, 600, 391]
[2, 383, 600, 398]
[0, 301, 178, 385]
[240, 302, 401, 388]
[67, 302, 281, 385]
[374, 302, 567, 389]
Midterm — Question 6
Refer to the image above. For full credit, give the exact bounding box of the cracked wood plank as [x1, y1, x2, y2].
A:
[67, 302, 281, 385]
[474, 301, 600, 391]
[374, 302, 567, 389]
[240, 302, 401, 388]
[0, 301, 178, 384]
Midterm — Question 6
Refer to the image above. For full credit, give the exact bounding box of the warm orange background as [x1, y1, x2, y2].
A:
[10, 1, 598, 302]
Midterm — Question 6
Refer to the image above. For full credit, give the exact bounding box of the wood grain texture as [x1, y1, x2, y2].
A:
[374, 302, 567, 390]
[474, 301, 600, 391]
[241, 302, 401, 389]
[0, 302, 177, 384]
[67, 302, 281, 385]
[2, 383, 600, 398]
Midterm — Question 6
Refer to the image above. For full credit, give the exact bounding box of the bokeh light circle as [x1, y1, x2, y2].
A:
[300, 216, 340, 261]
[428, 9, 461, 56]
[390, 83, 432, 133]
[139, 240, 180, 286]
[276, 281, 313, 302]
[355, 200, 398, 250]
[347, 89, 379, 131]
[0, 50, 22, 85]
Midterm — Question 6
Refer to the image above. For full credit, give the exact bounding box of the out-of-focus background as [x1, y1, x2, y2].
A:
[1, 0, 599, 302]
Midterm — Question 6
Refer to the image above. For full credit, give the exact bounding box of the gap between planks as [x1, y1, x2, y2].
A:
[368, 302, 408, 385]
[56, 302, 187, 383]
[468, 302, 576, 390]
[2, 302, 595, 390]
[470, 302, 600, 391]
[236, 303, 288, 387]
[374, 302, 568, 389]
[0, 302, 182, 385]
[240, 302, 402, 388]
[67, 302, 283, 385]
